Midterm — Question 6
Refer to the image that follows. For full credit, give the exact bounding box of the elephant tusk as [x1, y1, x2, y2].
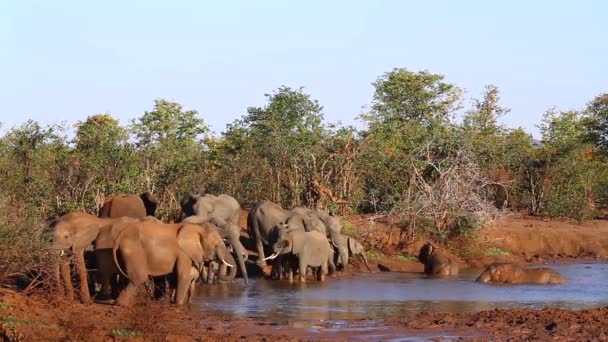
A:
[262, 251, 280, 261]
[221, 259, 234, 268]
[60, 249, 65, 257]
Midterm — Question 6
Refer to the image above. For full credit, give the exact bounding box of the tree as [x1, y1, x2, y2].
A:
[358, 68, 463, 212]
[463, 85, 509, 136]
[584, 93, 608, 149]
[131, 99, 209, 219]
[225, 86, 328, 206]
[363, 68, 462, 130]
[539, 109, 586, 151]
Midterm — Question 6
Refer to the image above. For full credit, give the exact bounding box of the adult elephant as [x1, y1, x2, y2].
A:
[95, 218, 235, 305]
[247, 201, 292, 268]
[99, 192, 157, 218]
[180, 194, 248, 284]
[291, 207, 349, 272]
[51, 212, 122, 304]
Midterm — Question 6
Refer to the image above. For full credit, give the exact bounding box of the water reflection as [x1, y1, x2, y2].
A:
[192, 263, 608, 325]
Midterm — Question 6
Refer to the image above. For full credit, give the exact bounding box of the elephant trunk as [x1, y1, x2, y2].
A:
[218, 253, 236, 282]
[233, 238, 249, 285]
[225, 230, 248, 284]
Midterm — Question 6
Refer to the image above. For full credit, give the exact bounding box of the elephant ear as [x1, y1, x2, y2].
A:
[176, 224, 204, 265]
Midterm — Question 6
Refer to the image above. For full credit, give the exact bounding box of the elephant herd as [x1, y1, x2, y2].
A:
[52, 193, 371, 306]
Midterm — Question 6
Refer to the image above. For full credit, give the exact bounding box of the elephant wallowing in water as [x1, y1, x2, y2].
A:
[418, 241, 459, 276]
[476, 263, 566, 285]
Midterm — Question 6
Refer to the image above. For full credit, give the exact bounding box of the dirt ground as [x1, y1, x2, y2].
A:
[2, 214, 608, 341]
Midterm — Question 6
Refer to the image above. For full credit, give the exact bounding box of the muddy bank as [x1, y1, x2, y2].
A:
[2, 289, 608, 341]
[344, 214, 608, 272]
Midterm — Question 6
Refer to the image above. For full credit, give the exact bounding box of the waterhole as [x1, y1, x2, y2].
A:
[192, 263, 608, 326]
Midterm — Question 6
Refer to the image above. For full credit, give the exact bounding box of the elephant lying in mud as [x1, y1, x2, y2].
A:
[476, 263, 566, 285]
[418, 241, 459, 276]
[264, 229, 330, 282]
[181, 194, 248, 284]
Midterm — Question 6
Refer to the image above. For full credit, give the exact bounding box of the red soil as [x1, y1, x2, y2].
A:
[2, 214, 608, 341]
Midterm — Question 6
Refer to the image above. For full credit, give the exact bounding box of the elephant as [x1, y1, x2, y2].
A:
[247, 201, 292, 268]
[290, 207, 349, 272]
[51, 212, 125, 304]
[476, 263, 566, 285]
[180, 193, 248, 284]
[335, 235, 372, 272]
[94, 218, 235, 305]
[99, 192, 157, 218]
[264, 229, 330, 282]
[418, 241, 459, 276]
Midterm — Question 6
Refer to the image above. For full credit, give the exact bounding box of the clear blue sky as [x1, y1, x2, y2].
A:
[1, 0, 606, 137]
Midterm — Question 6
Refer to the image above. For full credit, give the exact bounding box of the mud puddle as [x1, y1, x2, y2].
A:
[192, 263, 608, 339]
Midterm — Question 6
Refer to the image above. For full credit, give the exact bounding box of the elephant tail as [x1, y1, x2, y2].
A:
[361, 253, 372, 272]
[112, 229, 130, 280]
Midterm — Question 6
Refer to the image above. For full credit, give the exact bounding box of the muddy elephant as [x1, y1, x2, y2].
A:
[335, 235, 372, 272]
[180, 193, 248, 284]
[264, 230, 330, 282]
[95, 219, 235, 305]
[476, 263, 566, 285]
[290, 207, 349, 272]
[99, 192, 157, 218]
[418, 241, 459, 276]
[52, 212, 124, 304]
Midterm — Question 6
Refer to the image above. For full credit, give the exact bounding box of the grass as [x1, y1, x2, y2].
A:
[396, 254, 418, 262]
[112, 328, 143, 338]
[366, 250, 384, 261]
[462, 246, 484, 256]
[486, 246, 511, 257]
[340, 219, 356, 235]
[0, 301, 13, 310]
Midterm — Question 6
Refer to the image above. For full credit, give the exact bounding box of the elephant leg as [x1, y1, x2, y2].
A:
[174, 256, 193, 305]
[201, 264, 209, 284]
[74, 250, 92, 304]
[54, 264, 64, 296]
[320, 262, 328, 282]
[59, 262, 74, 300]
[187, 267, 199, 304]
[328, 255, 336, 275]
[255, 238, 267, 267]
[338, 245, 349, 272]
[115, 253, 148, 307]
[299, 259, 307, 283]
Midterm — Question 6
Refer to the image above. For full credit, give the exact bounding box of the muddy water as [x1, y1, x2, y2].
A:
[193, 263, 608, 326]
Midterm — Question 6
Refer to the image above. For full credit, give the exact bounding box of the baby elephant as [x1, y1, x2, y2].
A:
[336, 235, 372, 272]
[476, 263, 566, 285]
[418, 241, 459, 276]
[264, 229, 330, 282]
